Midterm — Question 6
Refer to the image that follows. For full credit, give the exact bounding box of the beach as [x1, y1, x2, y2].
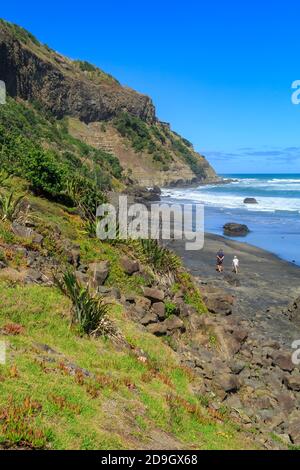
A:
[162, 174, 300, 266]
[167, 232, 300, 347]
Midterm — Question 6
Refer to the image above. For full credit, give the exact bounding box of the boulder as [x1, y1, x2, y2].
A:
[147, 316, 185, 336]
[204, 294, 234, 316]
[25, 269, 42, 284]
[0, 261, 7, 269]
[275, 392, 296, 414]
[152, 302, 166, 320]
[135, 296, 152, 310]
[140, 312, 158, 326]
[283, 374, 300, 391]
[272, 352, 295, 372]
[12, 222, 43, 244]
[120, 256, 139, 275]
[223, 223, 250, 237]
[88, 261, 110, 287]
[142, 287, 165, 303]
[244, 198, 258, 204]
[229, 360, 246, 375]
[216, 373, 241, 393]
[288, 421, 300, 445]
[69, 249, 80, 268]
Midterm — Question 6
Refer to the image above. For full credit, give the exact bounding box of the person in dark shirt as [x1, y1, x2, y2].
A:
[216, 249, 225, 272]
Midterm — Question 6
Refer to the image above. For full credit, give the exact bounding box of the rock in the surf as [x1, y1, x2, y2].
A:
[244, 197, 258, 204]
[223, 223, 250, 237]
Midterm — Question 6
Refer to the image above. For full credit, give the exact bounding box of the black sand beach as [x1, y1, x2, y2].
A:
[168, 233, 300, 347]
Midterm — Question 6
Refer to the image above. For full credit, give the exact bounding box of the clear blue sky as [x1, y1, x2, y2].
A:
[2, 0, 300, 174]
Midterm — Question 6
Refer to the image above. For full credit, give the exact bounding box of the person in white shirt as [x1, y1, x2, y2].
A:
[232, 256, 239, 274]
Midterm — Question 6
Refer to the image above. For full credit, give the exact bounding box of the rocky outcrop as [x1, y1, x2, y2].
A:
[223, 223, 250, 237]
[0, 23, 155, 124]
[0, 20, 219, 188]
[244, 198, 258, 204]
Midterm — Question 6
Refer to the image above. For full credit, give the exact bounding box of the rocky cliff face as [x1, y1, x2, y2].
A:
[0, 19, 218, 186]
[0, 21, 155, 123]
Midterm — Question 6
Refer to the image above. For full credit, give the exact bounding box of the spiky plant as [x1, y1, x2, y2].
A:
[138, 239, 181, 274]
[55, 270, 113, 336]
[0, 170, 9, 187]
[0, 191, 26, 221]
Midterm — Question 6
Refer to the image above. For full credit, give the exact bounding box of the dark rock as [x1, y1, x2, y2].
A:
[140, 312, 158, 326]
[142, 287, 165, 303]
[204, 293, 234, 316]
[276, 393, 296, 414]
[75, 271, 89, 286]
[135, 296, 152, 310]
[179, 303, 196, 318]
[288, 421, 300, 445]
[77, 264, 88, 273]
[32, 343, 60, 355]
[216, 373, 241, 393]
[229, 360, 246, 375]
[223, 223, 250, 237]
[272, 352, 295, 372]
[152, 302, 166, 320]
[98, 286, 111, 295]
[147, 316, 185, 336]
[88, 261, 110, 287]
[25, 269, 42, 283]
[0, 261, 7, 269]
[0, 28, 156, 125]
[12, 222, 43, 244]
[120, 256, 139, 275]
[110, 288, 121, 300]
[244, 198, 258, 204]
[151, 186, 161, 195]
[164, 316, 185, 333]
[283, 374, 300, 391]
[69, 249, 80, 268]
[283, 296, 300, 323]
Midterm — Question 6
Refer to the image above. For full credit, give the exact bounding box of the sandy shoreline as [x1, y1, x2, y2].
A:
[167, 232, 300, 346]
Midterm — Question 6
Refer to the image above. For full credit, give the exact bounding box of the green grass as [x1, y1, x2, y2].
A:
[0, 186, 256, 450]
[0, 279, 257, 450]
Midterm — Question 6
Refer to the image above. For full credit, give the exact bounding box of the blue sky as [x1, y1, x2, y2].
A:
[2, 0, 300, 174]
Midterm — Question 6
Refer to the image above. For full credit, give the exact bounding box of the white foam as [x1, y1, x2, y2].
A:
[161, 188, 300, 213]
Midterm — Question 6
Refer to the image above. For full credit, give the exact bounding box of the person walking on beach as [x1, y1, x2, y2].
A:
[216, 249, 225, 272]
[232, 255, 239, 274]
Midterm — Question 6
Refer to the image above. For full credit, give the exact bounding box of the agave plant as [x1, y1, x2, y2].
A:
[0, 170, 9, 187]
[0, 191, 26, 221]
[55, 270, 113, 336]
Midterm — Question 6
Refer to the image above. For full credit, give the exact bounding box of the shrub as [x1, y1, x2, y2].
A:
[55, 271, 113, 336]
[137, 239, 181, 274]
[0, 192, 26, 221]
[165, 301, 178, 317]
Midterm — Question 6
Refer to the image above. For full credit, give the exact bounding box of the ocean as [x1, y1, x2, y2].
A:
[161, 174, 300, 266]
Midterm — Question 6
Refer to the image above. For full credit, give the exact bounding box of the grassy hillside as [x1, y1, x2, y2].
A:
[0, 174, 258, 450]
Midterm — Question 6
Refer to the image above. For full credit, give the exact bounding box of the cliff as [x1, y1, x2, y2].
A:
[0, 19, 218, 186]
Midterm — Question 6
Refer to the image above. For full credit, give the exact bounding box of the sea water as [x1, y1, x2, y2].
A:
[161, 174, 300, 266]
